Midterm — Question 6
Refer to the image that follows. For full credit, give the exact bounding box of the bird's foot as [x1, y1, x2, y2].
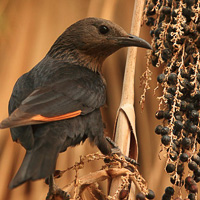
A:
[105, 136, 139, 166]
[46, 174, 70, 200]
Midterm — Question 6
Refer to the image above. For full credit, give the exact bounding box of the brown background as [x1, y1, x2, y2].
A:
[0, 0, 169, 199]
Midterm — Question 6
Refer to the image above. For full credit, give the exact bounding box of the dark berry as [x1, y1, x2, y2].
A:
[189, 184, 198, 193]
[146, 189, 155, 199]
[182, 137, 191, 149]
[168, 73, 177, 85]
[161, 6, 171, 15]
[146, 17, 155, 26]
[171, 10, 177, 18]
[174, 120, 183, 131]
[189, 110, 199, 122]
[152, 0, 157, 5]
[170, 151, 178, 161]
[166, 163, 175, 173]
[193, 90, 200, 100]
[159, 13, 165, 23]
[152, 55, 158, 66]
[161, 127, 170, 135]
[165, 186, 174, 196]
[181, 79, 194, 90]
[191, 154, 200, 165]
[155, 28, 163, 38]
[155, 125, 163, 135]
[183, 0, 195, 7]
[164, 110, 171, 119]
[161, 135, 171, 146]
[173, 129, 181, 137]
[162, 193, 171, 200]
[182, 8, 195, 22]
[157, 74, 166, 83]
[119, 189, 129, 199]
[189, 125, 197, 134]
[150, 29, 154, 37]
[177, 164, 184, 175]
[194, 176, 200, 182]
[188, 193, 195, 200]
[185, 176, 196, 188]
[167, 86, 176, 95]
[54, 170, 62, 178]
[165, 93, 174, 103]
[136, 192, 145, 200]
[170, 177, 176, 184]
[155, 110, 164, 119]
[185, 45, 195, 55]
[186, 103, 195, 111]
[147, 3, 156, 16]
[194, 168, 200, 177]
[188, 161, 198, 171]
[162, 48, 172, 62]
[180, 153, 189, 162]
[180, 101, 187, 111]
[175, 114, 183, 121]
[172, 142, 179, 152]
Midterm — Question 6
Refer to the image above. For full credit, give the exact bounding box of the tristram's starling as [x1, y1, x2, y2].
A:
[0, 17, 151, 188]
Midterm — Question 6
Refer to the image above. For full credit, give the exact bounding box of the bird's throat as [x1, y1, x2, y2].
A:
[48, 46, 104, 73]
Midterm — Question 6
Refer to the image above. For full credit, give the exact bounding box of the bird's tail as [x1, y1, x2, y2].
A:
[9, 138, 60, 189]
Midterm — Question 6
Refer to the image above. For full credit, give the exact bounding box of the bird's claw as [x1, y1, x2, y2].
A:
[46, 174, 70, 200]
[105, 136, 139, 166]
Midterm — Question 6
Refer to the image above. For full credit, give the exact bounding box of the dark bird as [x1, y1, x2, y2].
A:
[0, 17, 151, 189]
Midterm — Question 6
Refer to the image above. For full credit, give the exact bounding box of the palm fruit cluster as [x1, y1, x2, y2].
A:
[144, 0, 200, 199]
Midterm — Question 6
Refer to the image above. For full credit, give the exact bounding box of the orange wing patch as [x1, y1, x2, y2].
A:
[31, 110, 82, 122]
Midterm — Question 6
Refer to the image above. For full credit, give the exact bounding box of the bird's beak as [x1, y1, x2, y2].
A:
[116, 34, 152, 50]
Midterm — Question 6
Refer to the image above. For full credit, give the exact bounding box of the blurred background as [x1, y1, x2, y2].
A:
[0, 0, 168, 199]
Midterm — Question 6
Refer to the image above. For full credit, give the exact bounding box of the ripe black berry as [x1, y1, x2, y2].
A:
[146, 17, 155, 26]
[191, 154, 200, 165]
[162, 48, 172, 62]
[162, 135, 171, 146]
[146, 189, 155, 199]
[136, 192, 145, 200]
[166, 163, 175, 173]
[189, 110, 199, 122]
[161, 6, 171, 15]
[165, 186, 174, 196]
[188, 193, 195, 200]
[157, 74, 166, 83]
[170, 151, 178, 161]
[174, 120, 183, 131]
[161, 127, 170, 135]
[155, 110, 164, 119]
[180, 153, 189, 162]
[155, 125, 163, 135]
[147, 3, 156, 16]
[188, 161, 198, 171]
[177, 164, 184, 175]
[181, 137, 191, 149]
[162, 193, 171, 200]
[168, 73, 177, 85]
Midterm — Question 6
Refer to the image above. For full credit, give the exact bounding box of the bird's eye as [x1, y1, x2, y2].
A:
[99, 25, 109, 34]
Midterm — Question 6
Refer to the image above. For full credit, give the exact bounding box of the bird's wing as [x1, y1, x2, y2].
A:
[0, 73, 106, 128]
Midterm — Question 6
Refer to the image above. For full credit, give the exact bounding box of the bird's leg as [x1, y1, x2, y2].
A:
[105, 136, 139, 166]
[46, 174, 70, 200]
[46, 174, 57, 200]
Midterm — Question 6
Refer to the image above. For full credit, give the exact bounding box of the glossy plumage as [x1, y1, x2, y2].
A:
[0, 17, 151, 188]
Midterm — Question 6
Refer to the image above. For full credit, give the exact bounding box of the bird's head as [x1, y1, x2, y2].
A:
[48, 17, 152, 72]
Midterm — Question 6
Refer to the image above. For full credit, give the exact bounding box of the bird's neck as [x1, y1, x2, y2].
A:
[47, 44, 104, 73]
